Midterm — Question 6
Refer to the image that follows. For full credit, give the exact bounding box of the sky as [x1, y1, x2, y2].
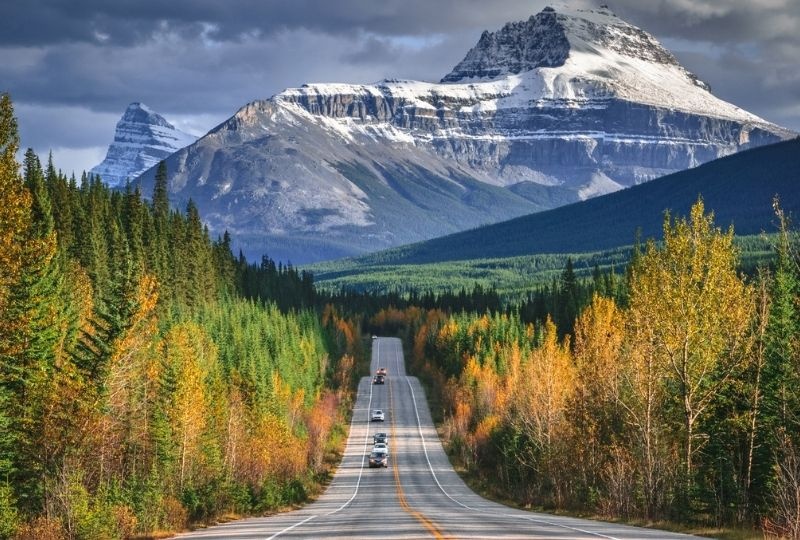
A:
[2, 0, 799, 176]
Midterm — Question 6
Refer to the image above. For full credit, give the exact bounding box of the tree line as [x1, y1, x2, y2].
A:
[372, 200, 800, 536]
[0, 94, 360, 539]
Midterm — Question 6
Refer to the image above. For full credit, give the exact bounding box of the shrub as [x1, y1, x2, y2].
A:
[13, 517, 65, 540]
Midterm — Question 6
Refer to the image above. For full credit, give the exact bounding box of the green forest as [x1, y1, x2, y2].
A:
[0, 95, 361, 538]
[2, 89, 800, 540]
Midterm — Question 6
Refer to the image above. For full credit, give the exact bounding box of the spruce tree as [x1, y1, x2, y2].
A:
[151, 161, 171, 298]
[558, 257, 579, 335]
[763, 202, 800, 444]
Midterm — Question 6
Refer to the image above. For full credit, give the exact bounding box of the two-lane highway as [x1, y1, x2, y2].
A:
[175, 338, 698, 539]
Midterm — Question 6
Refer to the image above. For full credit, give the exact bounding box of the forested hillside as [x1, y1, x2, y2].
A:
[0, 95, 359, 539]
[371, 201, 800, 537]
[332, 137, 800, 268]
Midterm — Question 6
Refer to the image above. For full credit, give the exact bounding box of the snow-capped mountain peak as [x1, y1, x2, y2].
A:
[442, 6, 684, 83]
[438, 6, 776, 125]
[132, 7, 794, 264]
[90, 103, 197, 187]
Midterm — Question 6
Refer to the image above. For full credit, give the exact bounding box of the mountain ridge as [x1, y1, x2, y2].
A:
[132, 7, 793, 264]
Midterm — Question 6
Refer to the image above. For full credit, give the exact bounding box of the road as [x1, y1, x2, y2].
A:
[175, 337, 698, 539]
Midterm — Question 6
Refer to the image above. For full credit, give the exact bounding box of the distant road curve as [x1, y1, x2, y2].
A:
[175, 337, 698, 539]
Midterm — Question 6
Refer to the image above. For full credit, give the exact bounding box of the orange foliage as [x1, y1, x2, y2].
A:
[512, 318, 575, 449]
[305, 390, 339, 471]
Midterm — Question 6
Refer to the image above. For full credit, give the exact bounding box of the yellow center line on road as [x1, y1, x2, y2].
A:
[388, 371, 451, 540]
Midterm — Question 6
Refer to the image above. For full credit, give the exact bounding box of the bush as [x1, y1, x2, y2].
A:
[0, 484, 19, 539]
[256, 479, 284, 511]
[13, 517, 65, 540]
[112, 505, 137, 540]
[162, 496, 188, 532]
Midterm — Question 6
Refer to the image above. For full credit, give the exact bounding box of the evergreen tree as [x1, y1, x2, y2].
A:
[0, 94, 30, 318]
[761, 202, 800, 514]
[151, 161, 170, 292]
[1, 143, 78, 511]
[152, 160, 169, 220]
[558, 257, 579, 335]
[47, 163, 75, 253]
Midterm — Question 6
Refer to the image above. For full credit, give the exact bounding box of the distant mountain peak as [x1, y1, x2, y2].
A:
[91, 102, 197, 187]
[441, 6, 695, 84]
[120, 102, 172, 128]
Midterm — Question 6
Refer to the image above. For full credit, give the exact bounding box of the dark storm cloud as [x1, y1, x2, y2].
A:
[0, 0, 543, 46]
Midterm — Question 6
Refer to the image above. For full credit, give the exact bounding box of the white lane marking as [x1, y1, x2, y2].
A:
[391, 339, 621, 540]
[265, 515, 316, 540]
[268, 341, 377, 537]
[324, 343, 376, 517]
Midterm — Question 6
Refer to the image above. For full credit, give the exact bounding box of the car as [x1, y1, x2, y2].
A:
[373, 442, 388, 452]
[372, 375, 385, 385]
[373, 432, 388, 444]
[369, 449, 388, 468]
[371, 335, 378, 340]
[371, 409, 385, 422]
[376, 367, 387, 376]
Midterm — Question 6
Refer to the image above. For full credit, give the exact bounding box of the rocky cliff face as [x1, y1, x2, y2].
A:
[133, 6, 794, 264]
[91, 103, 196, 187]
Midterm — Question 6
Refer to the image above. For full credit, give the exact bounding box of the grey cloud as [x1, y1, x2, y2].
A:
[611, 0, 800, 44]
[0, 22, 481, 115]
[15, 104, 118, 150]
[0, 0, 554, 46]
[668, 47, 800, 130]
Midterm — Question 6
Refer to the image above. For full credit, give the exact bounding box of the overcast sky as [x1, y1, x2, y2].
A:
[3, 0, 798, 176]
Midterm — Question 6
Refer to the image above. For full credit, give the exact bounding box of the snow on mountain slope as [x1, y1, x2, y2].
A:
[132, 6, 795, 264]
[91, 103, 197, 187]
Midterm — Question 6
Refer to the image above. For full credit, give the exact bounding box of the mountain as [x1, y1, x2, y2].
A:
[319, 137, 800, 271]
[133, 6, 793, 264]
[91, 103, 197, 187]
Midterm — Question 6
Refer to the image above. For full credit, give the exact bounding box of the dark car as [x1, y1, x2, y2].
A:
[369, 449, 388, 468]
[373, 432, 388, 444]
[373, 375, 385, 385]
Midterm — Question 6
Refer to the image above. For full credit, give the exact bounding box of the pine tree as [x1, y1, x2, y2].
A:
[0, 142, 84, 513]
[152, 161, 169, 220]
[759, 201, 800, 523]
[558, 257, 579, 335]
[47, 161, 75, 253]
[0, 94, 30, 321]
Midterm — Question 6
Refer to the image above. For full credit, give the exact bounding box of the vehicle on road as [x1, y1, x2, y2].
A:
[373, 442, 388, 452]
[371, 409, 385, 421]
[369, 448, 388, 468]
[376, 367, 387, 376]
[373, 375, 385, 384]
[371, 335, 378, 340]
[373, 432, 388, 444]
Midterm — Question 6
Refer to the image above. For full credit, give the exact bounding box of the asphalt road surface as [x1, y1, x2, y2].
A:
[175, 337, 698, 539]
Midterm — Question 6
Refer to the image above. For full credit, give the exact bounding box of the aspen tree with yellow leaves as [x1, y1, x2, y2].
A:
[628, 199, 754, 502]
